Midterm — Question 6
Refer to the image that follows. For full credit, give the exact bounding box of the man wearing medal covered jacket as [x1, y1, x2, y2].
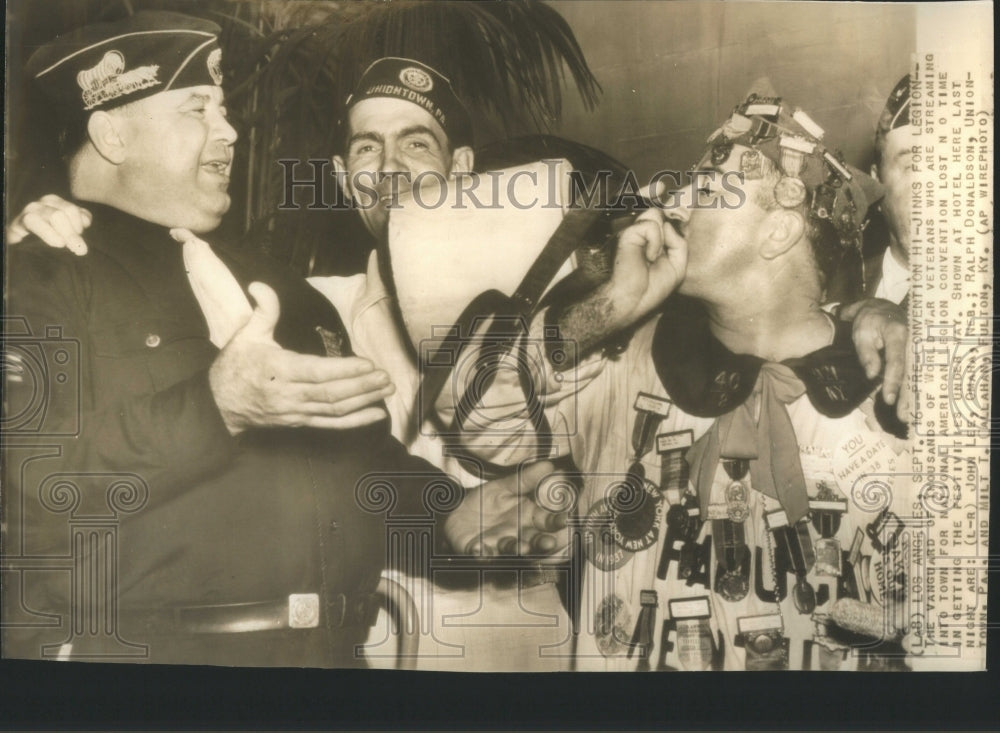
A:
[454, 95, 920, 671]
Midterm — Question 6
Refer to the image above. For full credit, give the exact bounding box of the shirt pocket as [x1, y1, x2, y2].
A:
[90, 316, 217, 395]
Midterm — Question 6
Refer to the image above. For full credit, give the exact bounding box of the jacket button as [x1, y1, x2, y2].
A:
[145, 333, 161, 348]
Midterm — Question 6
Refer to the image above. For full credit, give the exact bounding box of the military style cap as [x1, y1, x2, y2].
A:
[27, 11, 224, 113]
[876, 74, 911, 136]
[705, 93, 884, 252]
[345, 57, 473, 147]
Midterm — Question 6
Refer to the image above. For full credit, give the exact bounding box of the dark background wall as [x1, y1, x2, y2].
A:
[548, 1, 916, 179]
[6, 1, 917, 274]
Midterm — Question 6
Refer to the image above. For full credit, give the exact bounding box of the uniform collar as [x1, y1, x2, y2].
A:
[652, 298, 879, 419]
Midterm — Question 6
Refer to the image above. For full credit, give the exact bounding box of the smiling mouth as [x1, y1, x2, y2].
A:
[202, 160, 231, 177]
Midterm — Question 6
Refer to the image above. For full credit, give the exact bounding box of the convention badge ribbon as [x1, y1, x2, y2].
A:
[765, 510, 818, 614]
[630, 393, 672, 477]
[811, 493, 848, 577]
[668, 597, 715, 671]
[687, 363, 810, 524]
[605, 394, 672, 556]
[712, 518, 751, 602]
[656, 431, 699, 581]
[627, 590, 659, 670]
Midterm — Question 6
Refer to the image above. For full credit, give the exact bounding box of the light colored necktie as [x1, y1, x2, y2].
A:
[686, 362, 810, 523]
[172, 227, 252, 348]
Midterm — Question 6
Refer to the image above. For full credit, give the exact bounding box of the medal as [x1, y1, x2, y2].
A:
[596, 394, 673, 563]
[792, 575, 817, 614]
[814, 183, 836, 220]
[810, 494, 846, 577]
[711, 141, 733, 166]
[657, 430, 693, 500]
[778, 135, 814, 174]
[681, 535, 712, 589]
[815, 538, 842, 577]
[656, 431, 697, 581]
[765, 509, 817, 614]
[810, 490, 847, 536]
[740, 149, 764, 179]
[721, 459, 750, 523]
[712, 519, 751, 602]
[736, 614, 789, 671]
[717, 567, 750, 602]
[774, 176, 807, 208]
[724, 481, 750, 523]
[627, 392, 670, 499]
[595, 594, 631, 658]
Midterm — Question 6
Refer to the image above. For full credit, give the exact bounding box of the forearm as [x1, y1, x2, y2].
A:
[551, 283, 627, 360]
[433, 312, 602, 467]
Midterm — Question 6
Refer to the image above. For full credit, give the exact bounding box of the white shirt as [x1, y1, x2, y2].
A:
[873, 246, 910, 304]
[308, 251, 479, 486]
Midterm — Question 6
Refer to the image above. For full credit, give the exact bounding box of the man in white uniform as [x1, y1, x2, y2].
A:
[455, 94, 916, 670]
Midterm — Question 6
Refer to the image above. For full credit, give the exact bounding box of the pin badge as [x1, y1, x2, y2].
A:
[288, 593, 320, 629]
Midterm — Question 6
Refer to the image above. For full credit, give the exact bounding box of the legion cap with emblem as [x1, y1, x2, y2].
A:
[876, 74, 911, 137]
[705, 93, 884, 252]
[344, 57, 473, 147]
[26, 11, 224, 113]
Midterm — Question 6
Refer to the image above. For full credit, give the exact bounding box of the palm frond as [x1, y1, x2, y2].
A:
[332, 0, 601, 131]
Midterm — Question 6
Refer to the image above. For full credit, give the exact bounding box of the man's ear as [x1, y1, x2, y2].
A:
[332, 155, 353, 199]
[86, 112, 126, 165]
[450, 146, 475, 176]
[759, 208, 805, 260]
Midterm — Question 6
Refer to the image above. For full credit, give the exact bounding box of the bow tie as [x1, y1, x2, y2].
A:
[686, 362, 810, 522]
[650, 299, 882, 522]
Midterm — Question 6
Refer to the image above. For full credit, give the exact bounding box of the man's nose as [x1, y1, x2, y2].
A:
[212, 110, 238, 146]
[379, 142, 404, 173]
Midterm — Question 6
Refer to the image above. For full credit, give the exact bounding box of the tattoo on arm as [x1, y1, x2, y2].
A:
[556, 290, 617, 357]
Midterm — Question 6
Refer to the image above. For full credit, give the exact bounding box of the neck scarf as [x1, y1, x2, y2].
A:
[652, 300, 880, 522]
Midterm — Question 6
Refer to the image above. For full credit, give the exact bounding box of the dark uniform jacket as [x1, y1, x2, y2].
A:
[3, 203, 452, 667]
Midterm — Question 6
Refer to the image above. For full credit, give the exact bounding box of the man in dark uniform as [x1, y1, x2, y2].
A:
[3, 11, 562, 667]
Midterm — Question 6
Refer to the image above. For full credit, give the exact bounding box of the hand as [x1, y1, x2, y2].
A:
[444, 461, 573, 557]
[839, 298, 908, 414]
[7, 194, 92, 255]
[604, 207, 687, 331]
[208, 282, 394, 435]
